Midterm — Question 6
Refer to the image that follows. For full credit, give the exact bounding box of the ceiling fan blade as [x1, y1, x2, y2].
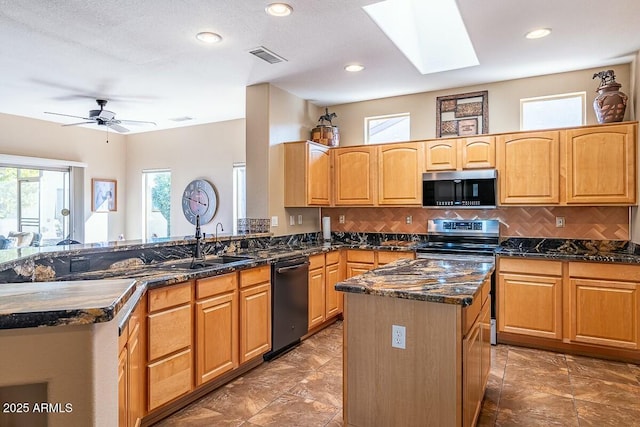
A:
[62, 121, 96, 127]
[118, 119, 157, 126]
[44, 111, 92, 120]
[107, 123, 130, 133]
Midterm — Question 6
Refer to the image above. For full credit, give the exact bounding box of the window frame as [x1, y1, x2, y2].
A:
[364, 112, 411, 144]
[520, 92, 586, 131]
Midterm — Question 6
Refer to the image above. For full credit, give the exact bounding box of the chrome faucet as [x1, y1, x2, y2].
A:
[191, 215, 206, 267]
[214, 222, 224, 253]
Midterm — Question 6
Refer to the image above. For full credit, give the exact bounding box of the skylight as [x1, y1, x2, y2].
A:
[363, 0, 479, 75]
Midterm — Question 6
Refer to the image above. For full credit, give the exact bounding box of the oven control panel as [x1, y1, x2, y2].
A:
[428, 219, 499, 237]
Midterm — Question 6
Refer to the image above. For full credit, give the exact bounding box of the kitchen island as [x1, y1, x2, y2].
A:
[336, 257, 494, 427]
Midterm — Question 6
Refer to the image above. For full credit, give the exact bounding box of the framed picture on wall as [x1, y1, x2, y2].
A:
[436, 90, 488, 137]
[92, 178, 117, 212]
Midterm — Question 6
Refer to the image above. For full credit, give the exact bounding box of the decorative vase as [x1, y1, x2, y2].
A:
[592, 70, 627, 124]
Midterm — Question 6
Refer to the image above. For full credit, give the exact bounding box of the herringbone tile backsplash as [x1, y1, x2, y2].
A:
[321, 206, 630, 240]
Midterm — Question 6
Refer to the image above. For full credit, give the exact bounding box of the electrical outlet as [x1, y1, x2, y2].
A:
[392, 324, 406, 349]
[555, 216, 565, 228]
[289, 215, 295, 226]
[339, 215, 345, 224]
[271, 216, 278, 227]
[406, 215, 412, 224]
[298, 214, 303, 224]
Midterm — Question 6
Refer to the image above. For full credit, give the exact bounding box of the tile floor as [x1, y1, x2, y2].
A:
[155, 320, 640, 426]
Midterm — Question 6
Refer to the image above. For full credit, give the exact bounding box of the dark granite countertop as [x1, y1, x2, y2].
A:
[335, 257, 494, 306]
[0, 279, 137, 329]
[496, 238, 640, 264]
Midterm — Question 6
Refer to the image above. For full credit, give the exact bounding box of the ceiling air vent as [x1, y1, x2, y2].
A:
[249, 46, 287, 64]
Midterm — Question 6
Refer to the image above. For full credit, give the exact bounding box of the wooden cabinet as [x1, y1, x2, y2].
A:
[239, 266, 271, 363]
[284, 141, 331, 207]
[498, 258, 563, 339]
[568, 262, 640, 350]
[308, 254, 326, 330]
[333, 146, 376, 205]
[376, 250, 415, 266]
[378, 142, 422, 205]
[308, 251, 344, 331]
[147, 281, 193, 411]
[424, 136, 495, 171]
[118, 339, 128, 427]
[346, 250, 376, 278]
[325, 251, 343, 319]
[119, 298, 145, 427]
[497, 131, 560, 205]
[195, 273, 238, 386]
[565, 123, 636, 204]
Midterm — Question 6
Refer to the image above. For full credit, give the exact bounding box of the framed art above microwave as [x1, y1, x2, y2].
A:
[436, 90, 488, 138]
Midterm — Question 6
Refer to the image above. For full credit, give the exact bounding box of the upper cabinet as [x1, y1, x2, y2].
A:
[284, 141, 331, 207]
[378, 142, 423, 205]
[334, 146, 377, 205]
[565, 123, 636, 205]
[497, 131, 560, 205]
[424, 136, 495, 171]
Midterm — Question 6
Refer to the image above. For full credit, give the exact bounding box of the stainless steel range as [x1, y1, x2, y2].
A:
[417, 219, 499, 344]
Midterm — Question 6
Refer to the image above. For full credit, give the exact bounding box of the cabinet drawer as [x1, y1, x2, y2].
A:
[569, 262, 640, 282]
[325, 250, 340, 265]
[148, 281, 193, 312]
[309, 254, 325, 270]
[148, 348, 192, 411]
[196, 273, 237, 299]
[347, 250, 375, 264]
[498, 258, 562, 276]
[463, 279, 488, 336]
[377, 250, 414, 265]
[148, 304, 192, 360]
[239, 265, 271, 288]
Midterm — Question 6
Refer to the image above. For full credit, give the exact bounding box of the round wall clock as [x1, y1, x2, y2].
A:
[182, 179, 218, 225]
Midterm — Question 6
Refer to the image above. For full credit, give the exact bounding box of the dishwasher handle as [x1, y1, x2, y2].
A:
[276, 262, 309, 274]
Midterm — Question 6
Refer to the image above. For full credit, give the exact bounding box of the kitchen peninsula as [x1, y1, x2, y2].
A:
[336, 257, 494, 427]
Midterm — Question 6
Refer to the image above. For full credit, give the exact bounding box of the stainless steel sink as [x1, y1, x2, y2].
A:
[164, 255, 252, 270]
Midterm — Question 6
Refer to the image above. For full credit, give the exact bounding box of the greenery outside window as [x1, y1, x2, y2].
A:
[143, 170, 171, 239]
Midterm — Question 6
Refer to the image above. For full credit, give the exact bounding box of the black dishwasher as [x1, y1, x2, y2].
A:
[264, 256, 309, 361]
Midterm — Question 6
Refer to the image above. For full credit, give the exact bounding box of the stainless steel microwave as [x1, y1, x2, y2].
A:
[422, 170, 497, 208]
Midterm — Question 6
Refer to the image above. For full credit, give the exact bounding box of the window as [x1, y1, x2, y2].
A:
[521, 92, 586, 131]
[143, 170, 171, 239]
[365, 113, 410, 144]
[0, 165, 70, 247]
[233, 163, 246, 234]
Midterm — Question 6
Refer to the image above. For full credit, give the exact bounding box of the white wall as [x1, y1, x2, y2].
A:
[329, 65, 632, 146]
[125, 119, 245, 239]
[246, 83, 322, 236]
[630, 52, 640, 243]
[0, 112, 127, 242]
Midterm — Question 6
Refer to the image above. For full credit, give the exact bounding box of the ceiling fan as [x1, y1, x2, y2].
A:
[44, 99, 156, 133]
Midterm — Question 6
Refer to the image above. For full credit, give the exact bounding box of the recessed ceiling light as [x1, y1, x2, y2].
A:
[265, 3, 293, 17]
[345, 64, 365, 72]
[525, 28, 552, 39]
[196, 32, 222, 43]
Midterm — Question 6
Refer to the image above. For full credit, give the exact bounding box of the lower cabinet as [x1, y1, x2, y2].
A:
[498, 258, 563, 339]
[147, 281, 194, 411]
[195, 273, 238, 385]
[463, 281, 490, 427]
[345, 249, 414, 279]
[498, 257, 640, 357]
[309, 251, 344, 331]
[119, 298, 145, 427]
[568, 262, 640, 350]
[239, 266, 272, 363]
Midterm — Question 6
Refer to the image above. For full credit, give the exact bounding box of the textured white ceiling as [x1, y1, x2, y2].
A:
[0, 0, 638, 133]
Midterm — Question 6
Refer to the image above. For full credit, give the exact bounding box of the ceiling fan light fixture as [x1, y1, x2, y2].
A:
[196, 32, 223, 43]
[525, 28, 551, 39]
[345, 64, 365, 72]
[265, 3, 293, 17]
